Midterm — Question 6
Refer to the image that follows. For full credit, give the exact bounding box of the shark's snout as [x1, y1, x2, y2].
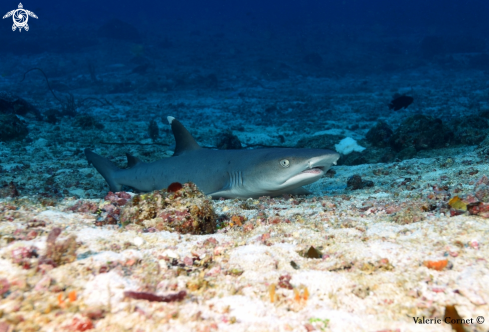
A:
[282, 152, 339, 187]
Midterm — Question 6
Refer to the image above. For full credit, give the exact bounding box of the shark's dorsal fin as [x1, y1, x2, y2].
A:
[167, 116, 202, 156]
[125, 153, 143, 168]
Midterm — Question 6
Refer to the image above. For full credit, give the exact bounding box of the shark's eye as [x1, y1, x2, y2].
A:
[279, 159, 290, 168]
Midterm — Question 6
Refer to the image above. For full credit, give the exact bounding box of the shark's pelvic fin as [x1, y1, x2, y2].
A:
[167, 116, 202, 156]
[85, 149, 122, 192]
[125, 153, 143, 168]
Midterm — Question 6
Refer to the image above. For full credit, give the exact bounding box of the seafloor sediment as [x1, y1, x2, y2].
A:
[1, 149, 488, 331]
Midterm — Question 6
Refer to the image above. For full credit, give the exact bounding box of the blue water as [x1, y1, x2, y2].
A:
[2, 0, 489, 196]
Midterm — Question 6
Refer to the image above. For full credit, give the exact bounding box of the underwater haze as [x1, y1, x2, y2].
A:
[2, 0, 489, 331]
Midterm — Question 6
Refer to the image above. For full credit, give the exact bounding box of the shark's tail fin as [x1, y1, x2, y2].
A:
[85, 149, 122, 192]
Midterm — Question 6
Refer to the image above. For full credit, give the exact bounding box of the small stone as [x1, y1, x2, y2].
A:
[32, 138, 49, 147]
[183, 256, 193, 266]
[133, 237, 144, 247]
[163, 250, 179, 259]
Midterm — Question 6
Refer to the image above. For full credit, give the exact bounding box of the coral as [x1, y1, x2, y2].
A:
[358, 258, 394, 273]
[104, 191, 131, 206]
[38, 228, 79, 267]
[423, 259, 448, 271]
[0, 93, 41, 119]
[74, 115, 104, 130]
[44, 109, 61, 124]
[11, 228, 39, 242]
[366, 121, 393, 148]
[296, 133, 337, 150]
[11, 246, 38, 269]
[476, 133, 489, 157]
[0, 278, 9, 296]
[451, 116, 489, 145]
[215, 130, 242, 150]
[390, 205, 425, 225]
[68, 317, 94, 331]
[124, 290, 186, 302]
[0, 181, 20, 198]
[278, 274, 293, 289]
[92, 192, 131, 226]
[346, 175, 374, 190]
[66, 200, 99, 213]
[120, 182, 217, 235]
[389, 115, 453, 152]
[0, 114, 28, 141]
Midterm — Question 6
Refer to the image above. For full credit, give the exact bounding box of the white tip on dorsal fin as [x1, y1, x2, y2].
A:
[167, 116, 175, 124]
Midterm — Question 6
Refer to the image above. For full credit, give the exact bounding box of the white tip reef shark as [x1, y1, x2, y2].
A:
[85, 117, 340, 199]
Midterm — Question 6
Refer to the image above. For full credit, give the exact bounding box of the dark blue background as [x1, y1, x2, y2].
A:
[4, 0, 489, 32]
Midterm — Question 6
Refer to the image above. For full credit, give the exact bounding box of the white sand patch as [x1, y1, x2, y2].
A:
[37, 210, 95, 225]
[83, 270, 137, 309]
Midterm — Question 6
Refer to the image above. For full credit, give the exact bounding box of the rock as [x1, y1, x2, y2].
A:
[389, 115, 453, 152]
[0, 114, 28, 141]
[0, 93, 41, 120]
[346, 175, 374, 190]
[366, 121, 393, 148]
[216, 131, 242, 149]
[451, 116, 489, 145]
[32, 138, 49, 147]
[133, 237, 144, 247]
[120, 182, 217, 235]
[296, 134, 338, 150]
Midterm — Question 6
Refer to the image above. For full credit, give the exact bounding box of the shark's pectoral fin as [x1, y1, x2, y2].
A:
[207, 189, 235, 199]
[287, 187, 312, 196]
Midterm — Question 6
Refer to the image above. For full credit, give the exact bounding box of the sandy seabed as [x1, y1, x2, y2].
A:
[1, 150, 489, 332]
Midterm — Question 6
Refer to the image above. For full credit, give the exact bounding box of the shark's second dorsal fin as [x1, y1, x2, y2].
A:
[167, 116, 201, 156]
[125, 153, 143, 168]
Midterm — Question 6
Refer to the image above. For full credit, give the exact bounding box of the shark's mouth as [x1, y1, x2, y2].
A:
[283, 166, 325, 186]
[300, 166, 324, 175]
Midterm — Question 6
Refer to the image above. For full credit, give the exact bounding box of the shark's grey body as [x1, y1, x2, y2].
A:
[85, 117, 340, 198]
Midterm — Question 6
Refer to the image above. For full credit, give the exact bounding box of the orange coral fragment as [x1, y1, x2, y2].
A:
[423, 259, 448, 271]
[57, 293, 65, 307]
[303, 287, 309, 301]
[294, 288, 301, 302]
[269, 283, 276, 303]
[71, 317, 94, 331]
[69, 290, 77, 302]
[231, 215, 244, 227]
